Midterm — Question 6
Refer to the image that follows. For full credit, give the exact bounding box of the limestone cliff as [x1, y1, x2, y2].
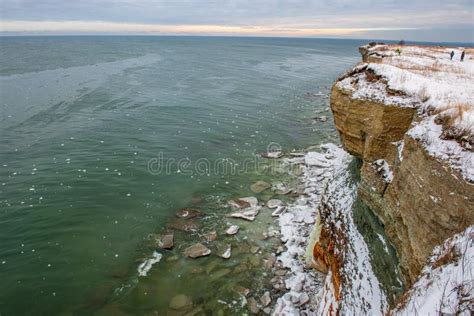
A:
[329, 44, 474, 290]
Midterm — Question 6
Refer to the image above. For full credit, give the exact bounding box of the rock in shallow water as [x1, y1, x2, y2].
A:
[175, 208, 205, 219]
[218, 245, 232, 259]
[183, 243, 211, 258]
[250, 180, 271, 193]
[260, 291, 271, 307]
[203, 230, 217, 242]
[267, 199, 283, 209]
[261, 151, 283, 159]
[247, 297, 260, 314]
[225, 225, 239, 235]
[168, 218, 201, 232]
[158, 232, 174, 249]
[169, 294, 193, 310]
[234, 285, 250, 297]
[228, 196, 259, 209]
[227, 207, 260, 221]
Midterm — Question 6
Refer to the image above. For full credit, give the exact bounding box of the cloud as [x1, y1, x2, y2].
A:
[0, 0, 472, 41]
[0, 20, 417, 37]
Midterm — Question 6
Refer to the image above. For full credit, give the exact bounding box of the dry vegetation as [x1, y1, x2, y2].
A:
[386, 58, 468, 76]
[433, 103, 474, 149]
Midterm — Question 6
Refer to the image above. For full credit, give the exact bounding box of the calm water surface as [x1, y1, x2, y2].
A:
[0, 36, 362, 315]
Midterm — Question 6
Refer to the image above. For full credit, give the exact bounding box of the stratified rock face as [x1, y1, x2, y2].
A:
[331, 59, 474, 287]
[331, 78, 415, 164]
[360, 135, 474, 283]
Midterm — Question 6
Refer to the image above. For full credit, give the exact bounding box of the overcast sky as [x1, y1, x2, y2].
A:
[1, 0, 473, 42]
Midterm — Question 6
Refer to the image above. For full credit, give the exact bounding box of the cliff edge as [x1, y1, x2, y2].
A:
[304, 44, 474, 315]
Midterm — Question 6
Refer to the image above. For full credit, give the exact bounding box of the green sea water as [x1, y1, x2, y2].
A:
[0, 36, 363, 315]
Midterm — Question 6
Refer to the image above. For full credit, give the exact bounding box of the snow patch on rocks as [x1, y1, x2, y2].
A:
[315, 145, 388, 315]
[408, 116, 474, 182]
[392, 225, 473, 316]
[273, 144, 387, 315]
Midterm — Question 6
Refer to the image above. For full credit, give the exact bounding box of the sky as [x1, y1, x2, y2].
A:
[0, 0, 473, 42]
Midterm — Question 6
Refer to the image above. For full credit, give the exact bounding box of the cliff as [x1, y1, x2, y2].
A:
[313, 43, 474, 313]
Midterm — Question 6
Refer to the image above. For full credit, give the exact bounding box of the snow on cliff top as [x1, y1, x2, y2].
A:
[364, 45, 474, 135]
[337, 44, 474, 182]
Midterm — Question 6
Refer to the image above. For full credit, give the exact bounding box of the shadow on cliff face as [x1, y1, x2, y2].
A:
[349, 158, 405, 307]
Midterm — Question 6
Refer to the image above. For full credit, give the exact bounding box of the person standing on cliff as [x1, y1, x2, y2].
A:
[450, 50, 455, 60]
[461, 51, 465, 61]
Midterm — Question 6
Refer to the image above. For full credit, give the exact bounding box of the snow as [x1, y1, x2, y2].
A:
[392, 225, 473, 316]
[316, 146, 388, 315]
[337, 69, 417, 108]
[274, 144, 347, 315]
[408, 116, 474, 182]
[137, 251, 162, 277]
[338, 44, 474, 183]
[363, 45, 474, 136]
[273, 144, 387, 315]
[373, 159, 394, 183]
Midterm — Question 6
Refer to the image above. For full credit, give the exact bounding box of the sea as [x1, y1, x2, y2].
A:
[0, 36, 364, 315]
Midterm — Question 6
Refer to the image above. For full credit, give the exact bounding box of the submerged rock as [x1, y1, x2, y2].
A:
[267, 199, 283, 209]
[250, 246, 260, 254]
[249, 255, 260, 267]
[247, 297, 260, 314]
[272, 182, 291, 195]
[261, 151, 283, 159]
[250, 180, 271, 193]
[260, 291, 271, 307]
[225, 225, 239, 235]
[228, 196, 259, 209]
[168, 218, 201, 232]
[210, 268, 231, 280]
[169, 294, 193, 310]
[227, 207, 260, 221]
[203, 230, 217, 242]
[234, 285, 250, 297]
[158, 232, 174, 249]
[218, 245, 232, 259]
[228, 199, 251, 209]
[175, 208, 205, 219]
[183, 243, 211, 258]
[263, 254, 276, 269]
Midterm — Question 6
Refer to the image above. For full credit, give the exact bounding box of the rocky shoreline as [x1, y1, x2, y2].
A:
[132, 142, 358, 315]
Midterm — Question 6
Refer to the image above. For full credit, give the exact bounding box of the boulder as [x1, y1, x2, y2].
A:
[227, 207, 260, 221]
[261, 151, 283, 159]
[225, 225, 239, 235]
[228, 196, 258, 209]
[175, 208, 204, 219]
[204, 230, 217, 242]
[169, 294, 192, 310]
[247, 297, 260, 314]
[250, 181, 271, 193]
[266, 199, 283, 209]
[183, 243, 211, 258]
[260, 292, 271, 307]
[168, 218, 201, 232]
[158, 232, 174, 249]
[218, 245, 232, 259]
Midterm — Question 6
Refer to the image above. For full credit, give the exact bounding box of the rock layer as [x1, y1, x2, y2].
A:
[330, 50, 474, 287]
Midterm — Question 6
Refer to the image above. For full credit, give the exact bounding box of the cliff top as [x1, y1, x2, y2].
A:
[336, 44, 474, 182]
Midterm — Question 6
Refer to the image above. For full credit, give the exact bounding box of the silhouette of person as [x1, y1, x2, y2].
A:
[450, 51, 455, 60]
[461, 51, 465, 62]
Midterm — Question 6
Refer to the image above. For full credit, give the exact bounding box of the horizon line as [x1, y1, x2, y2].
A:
[1, 33, 473, 45]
